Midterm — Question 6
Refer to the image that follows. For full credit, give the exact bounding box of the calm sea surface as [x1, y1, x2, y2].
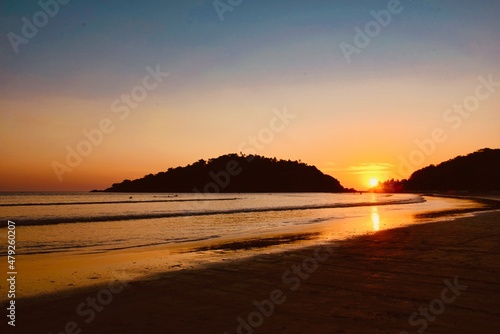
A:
[0, 192, 480, 256]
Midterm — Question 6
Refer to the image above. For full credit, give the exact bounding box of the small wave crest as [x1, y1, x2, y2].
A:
[1, 195, 425, 227]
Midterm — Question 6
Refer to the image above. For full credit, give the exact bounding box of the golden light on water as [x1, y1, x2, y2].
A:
[371, 207, 380, 231]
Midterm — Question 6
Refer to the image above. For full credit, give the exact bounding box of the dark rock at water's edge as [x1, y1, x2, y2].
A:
[100, 154, 346, 193]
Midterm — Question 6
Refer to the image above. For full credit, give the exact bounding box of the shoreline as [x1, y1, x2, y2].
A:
[415, 194, 500, 219]
[0, 195, 487, 300]
[0, 194, 496, 301]
[6, 202, 500, 333]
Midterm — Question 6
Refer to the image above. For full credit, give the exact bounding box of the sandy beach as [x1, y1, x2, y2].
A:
[7, 204, 500, 333]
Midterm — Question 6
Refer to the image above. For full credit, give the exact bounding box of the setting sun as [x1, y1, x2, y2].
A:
[369, 178, 379, 188]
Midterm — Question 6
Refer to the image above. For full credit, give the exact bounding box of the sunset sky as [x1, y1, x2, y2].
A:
[1, 0, 499, 191]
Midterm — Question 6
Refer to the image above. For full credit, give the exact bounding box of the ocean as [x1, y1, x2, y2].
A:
[0, 192, 484, 298]
[0, 192, 479, 256]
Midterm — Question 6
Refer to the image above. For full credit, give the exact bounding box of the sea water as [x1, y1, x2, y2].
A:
[0, 192, 479, 256]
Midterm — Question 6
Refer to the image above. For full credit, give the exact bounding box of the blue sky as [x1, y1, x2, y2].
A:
[1, 0, 499, 190]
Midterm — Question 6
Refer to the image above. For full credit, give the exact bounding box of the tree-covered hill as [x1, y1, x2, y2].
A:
[101, 154, 345, 193]
[405, 148, 500, 191]
[374, 148, 500, 192]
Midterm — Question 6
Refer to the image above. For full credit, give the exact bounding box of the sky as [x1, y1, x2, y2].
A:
[1, 0, 499, 191]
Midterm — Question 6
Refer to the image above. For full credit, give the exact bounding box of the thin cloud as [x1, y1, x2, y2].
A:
[326, 163, 394, 175]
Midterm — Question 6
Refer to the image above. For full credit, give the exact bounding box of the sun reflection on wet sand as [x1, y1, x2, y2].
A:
[371, 207, 380, 231]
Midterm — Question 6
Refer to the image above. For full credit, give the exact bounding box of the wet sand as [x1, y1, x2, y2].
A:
[6, 208, 500, 333]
